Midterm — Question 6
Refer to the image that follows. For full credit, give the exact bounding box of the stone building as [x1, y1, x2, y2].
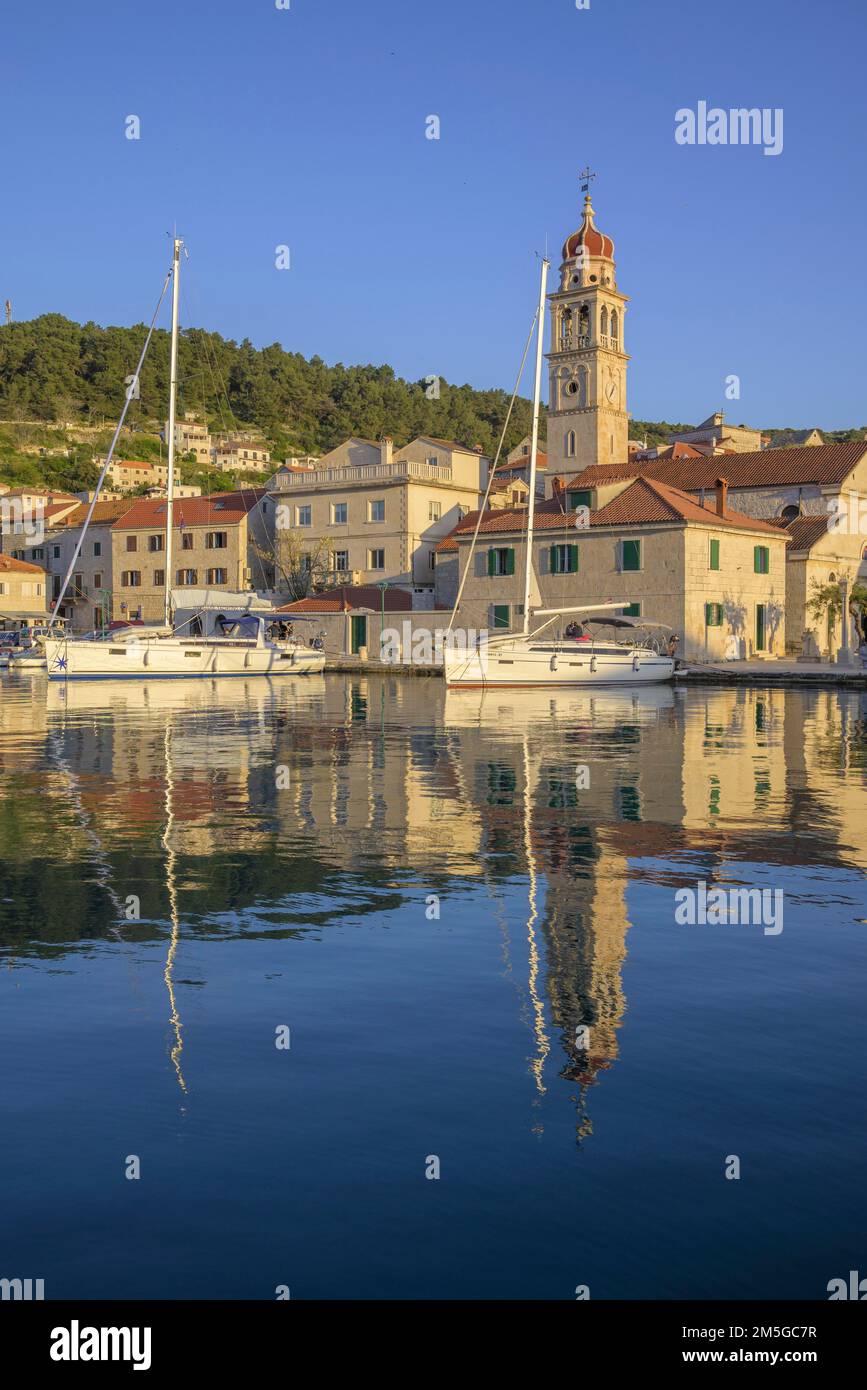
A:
[436, 477, 788, 660]
[270, 435, 487, 600]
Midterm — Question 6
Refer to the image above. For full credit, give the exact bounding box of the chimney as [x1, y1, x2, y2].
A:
[715, 477, 728, 517]
[380, 436, 393, 467]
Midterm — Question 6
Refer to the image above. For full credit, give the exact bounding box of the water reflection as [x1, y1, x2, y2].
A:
[2, 672, 867, 1148]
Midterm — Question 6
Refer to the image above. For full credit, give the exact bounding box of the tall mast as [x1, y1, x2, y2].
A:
[164, 237, 182, 629]
[522, 256, 549, 635]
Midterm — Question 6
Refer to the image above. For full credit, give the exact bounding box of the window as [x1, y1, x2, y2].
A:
[368, 549, 386, 570]
[565, 430, 576, 458]
[610, 308, 619, 342]
[93, 541, 102, 557]
[182, 532, 195, 550]
[126, 535, 137, 552]
[206, 568, 227, 585]
[550, 543, 579, 574]
[93, 572, 103, 590]
[153, 569, 165, 587]
[705, 602, 724, 627]
[52, 576, 61, 600]
[429, 500, 441, 522]
[568, 489, 592, 510]
[621, 539, 641, 571]
[52, 545, 60, 559]
[176, 569, 198, 586]
[490, 604, 510, 629]
[622, 602, 641, 617]
[331, 502, 347, 525]
[368, 499, 385, 522]
[780, 504, 800, 523]
[205, 531, 227, 549]
[754, 545, 770, 574]
[709, 538, 720, 570]
[297, 505, 312, 527]
[487, 547, 515, 577]
[121, 571, 141, 587]
[148, 534, 164, 552]
[73, 573, 83, 594]
[334, 550, 349, 570]
[429, 551, 436, 570]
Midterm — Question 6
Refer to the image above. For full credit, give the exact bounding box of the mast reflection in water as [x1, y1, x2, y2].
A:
[1, 673, 866, 1299]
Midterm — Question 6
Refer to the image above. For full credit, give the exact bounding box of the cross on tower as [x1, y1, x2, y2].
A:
[579, 166, 597, 195]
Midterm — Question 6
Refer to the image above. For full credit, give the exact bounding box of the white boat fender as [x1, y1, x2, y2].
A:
[590, 655, 597, 672]
[632, 653, 640, 670]
[550, 654, 557, 671]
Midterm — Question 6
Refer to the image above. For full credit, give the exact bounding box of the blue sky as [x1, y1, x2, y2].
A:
[1, 0, 865, 429]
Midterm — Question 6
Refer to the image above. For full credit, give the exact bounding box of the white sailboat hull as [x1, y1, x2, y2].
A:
[443, 639, 674, 687]
[44, 636, 325, 680]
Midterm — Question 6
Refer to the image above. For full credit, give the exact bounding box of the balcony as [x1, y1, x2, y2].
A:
[274, 460, 453, 488]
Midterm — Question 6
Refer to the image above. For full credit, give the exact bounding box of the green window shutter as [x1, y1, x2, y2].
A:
[505, 548, 515, 576]
[568, 544, 579, 572]
[622, 539, 641, 571]
[568, 490, 592, 509]
[487, 549, 496, 577]
[492, 604, 509, 629]
[707, 603, 723, 627]
[754, 545, 769, 574]
[623, 602, 641, 617]
[709, 538, 720, 570]
[550, 545, 559, 574]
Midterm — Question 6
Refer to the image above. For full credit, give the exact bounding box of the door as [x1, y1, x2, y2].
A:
[755, 603, 766, 652]
[350, 615, 367, 654]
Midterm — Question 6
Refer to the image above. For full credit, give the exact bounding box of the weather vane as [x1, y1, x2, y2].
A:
[579, 166, 597, 195]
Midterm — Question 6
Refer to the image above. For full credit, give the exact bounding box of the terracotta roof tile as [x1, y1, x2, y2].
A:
[785, 515, 832, 552]
[0, 553, 45, 575]
[112, 492, 262, 529]
[570, 441, 867, 492]
[445, 479, 784, 539]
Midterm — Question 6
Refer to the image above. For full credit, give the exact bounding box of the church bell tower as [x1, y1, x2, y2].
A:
[546, 179, 629, 484]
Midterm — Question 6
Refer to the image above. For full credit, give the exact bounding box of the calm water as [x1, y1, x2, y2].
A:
[1, 672, 865, 1300]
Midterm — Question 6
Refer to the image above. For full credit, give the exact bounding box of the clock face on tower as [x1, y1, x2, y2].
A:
[605, 380, 618, 404]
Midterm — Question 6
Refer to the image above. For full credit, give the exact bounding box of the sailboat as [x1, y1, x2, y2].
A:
[443, 257, 674, 689]
[43, 239, 325, 681]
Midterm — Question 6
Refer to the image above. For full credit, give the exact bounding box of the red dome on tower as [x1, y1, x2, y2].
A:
[562, 194, 614, 262]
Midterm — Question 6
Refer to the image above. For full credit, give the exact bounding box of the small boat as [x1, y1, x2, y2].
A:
[45, 614, 324, 680]
[444, 610, 675, 687]
[43, 239, 325, 682]
[444, 257, 673, 690]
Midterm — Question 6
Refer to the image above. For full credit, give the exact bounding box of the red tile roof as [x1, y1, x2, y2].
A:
[785, 515, 832, 552]
[0, 553, 44, 575]
[49, 500, 138, 528]
[441, 479, 783, 539]
[570, 441, 867, 492]
[112, 491, 263, 529]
